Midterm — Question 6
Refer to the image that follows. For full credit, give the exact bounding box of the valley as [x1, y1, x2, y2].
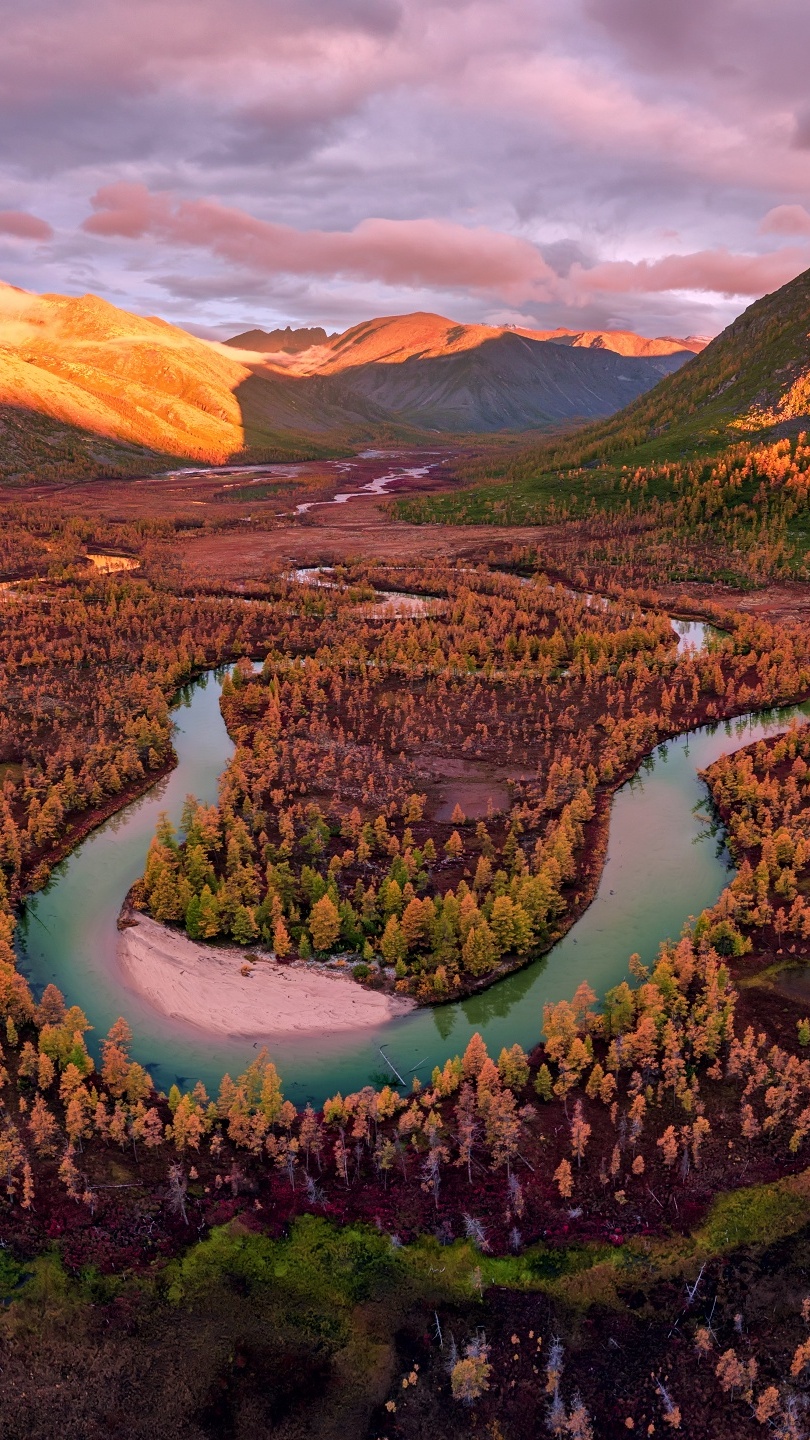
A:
[2, 272, 810, 1440]
[9, 3, 810, 1432]
[0, 286, 701, 490]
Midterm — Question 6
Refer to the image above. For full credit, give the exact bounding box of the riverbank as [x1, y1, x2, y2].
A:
[16, 754, 177, 901]
[116, 912, 416, 1038]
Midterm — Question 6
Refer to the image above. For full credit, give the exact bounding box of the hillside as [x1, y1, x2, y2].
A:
[502, 265, 810, 475]
[0, 285, 287, 477]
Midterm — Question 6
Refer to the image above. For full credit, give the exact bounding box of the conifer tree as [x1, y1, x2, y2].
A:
[309, 893, 341, 952]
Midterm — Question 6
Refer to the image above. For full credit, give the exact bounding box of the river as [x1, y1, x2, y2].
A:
[15, 638, 809, 1107]
[294, 461, 438, 514]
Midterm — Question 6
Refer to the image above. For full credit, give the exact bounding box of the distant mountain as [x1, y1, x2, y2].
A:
[225, 325, 333, 354]
[529, 326, 706, 357]
[227, 310, 698, 434]
[242, 310, 703, 373]
[313, 332, 688, 432]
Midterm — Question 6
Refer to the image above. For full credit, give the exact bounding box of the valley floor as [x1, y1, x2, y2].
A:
[14, 443, 810, 631]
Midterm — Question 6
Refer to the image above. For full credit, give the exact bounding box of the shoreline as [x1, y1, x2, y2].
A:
[15, 754, 177, 901]
[116, 912, 417, 1039]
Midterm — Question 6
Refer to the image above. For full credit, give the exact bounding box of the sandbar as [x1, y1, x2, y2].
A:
[117, 913, 415, 1038]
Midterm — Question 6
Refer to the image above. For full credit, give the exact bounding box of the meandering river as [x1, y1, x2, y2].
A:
[15, 629, 810, 1106]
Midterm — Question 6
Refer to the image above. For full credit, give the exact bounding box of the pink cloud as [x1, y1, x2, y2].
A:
[82, 183, 557, 297]
[81, 184, 810, 310]
[568, 246, 810, 299]
[0, 211, 53, 241]
[0, 0, 405, 106]
[759, 205, 810, 237]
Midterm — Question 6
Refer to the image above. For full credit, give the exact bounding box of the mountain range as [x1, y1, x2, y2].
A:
[0, 284, 703, 480]
[224, 312, 701, 435]
[227, 313, 704, 368]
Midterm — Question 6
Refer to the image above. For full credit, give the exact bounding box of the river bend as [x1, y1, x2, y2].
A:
[16, 655, 808, 1105]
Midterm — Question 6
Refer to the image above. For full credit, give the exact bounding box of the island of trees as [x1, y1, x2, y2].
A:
[130, 563, 810, 998]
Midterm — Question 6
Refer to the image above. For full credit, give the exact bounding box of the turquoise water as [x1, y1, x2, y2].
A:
[15, 667, 810, 1106]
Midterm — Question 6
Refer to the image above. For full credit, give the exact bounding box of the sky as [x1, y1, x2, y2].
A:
[1, 0, 810, 340]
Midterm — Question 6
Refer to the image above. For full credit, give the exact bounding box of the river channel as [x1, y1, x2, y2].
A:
[15, 624, 810, 1106]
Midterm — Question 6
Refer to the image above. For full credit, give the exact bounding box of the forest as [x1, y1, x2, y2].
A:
[392, 430, 810, 587]
[2, 498, 810, 1434]
[131, 560, 810, 997]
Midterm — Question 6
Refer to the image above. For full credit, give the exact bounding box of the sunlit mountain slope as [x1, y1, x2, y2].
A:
[0, 284, 706, 481]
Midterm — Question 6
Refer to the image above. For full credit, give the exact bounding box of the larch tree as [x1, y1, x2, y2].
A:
[309, 893, 341, 952]
[554, 1158, 573, 1199]
[570, 1100, 592, 1167]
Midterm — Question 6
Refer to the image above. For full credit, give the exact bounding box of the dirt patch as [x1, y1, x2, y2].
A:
[433, 779, 511, 822]
[418, 757, 519, 822]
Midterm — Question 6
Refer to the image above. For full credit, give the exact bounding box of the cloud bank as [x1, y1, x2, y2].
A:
[1, 0, 809, 335]
[79, 183, 810, 313]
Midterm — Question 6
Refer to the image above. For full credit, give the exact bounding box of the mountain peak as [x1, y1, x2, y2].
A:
[228, 311, 704, 377]
[225, 325, 333, 355]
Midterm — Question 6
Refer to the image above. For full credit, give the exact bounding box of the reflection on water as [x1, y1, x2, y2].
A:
[291, 566, 434, 618]
[672, 615, 723, 655]
[86, 553, 140, 574]
[15, 665, 810, 1106]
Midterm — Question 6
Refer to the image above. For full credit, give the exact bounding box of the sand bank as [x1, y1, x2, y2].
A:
[117, 913, 415, 1038]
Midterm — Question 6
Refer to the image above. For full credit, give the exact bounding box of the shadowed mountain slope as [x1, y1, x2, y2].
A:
[315, 331, 688, 432]
[506, 266, 810, 473]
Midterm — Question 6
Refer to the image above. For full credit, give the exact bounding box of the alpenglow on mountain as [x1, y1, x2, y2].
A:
[0, 285, 703, 479]
[225, 310, 701, 434]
